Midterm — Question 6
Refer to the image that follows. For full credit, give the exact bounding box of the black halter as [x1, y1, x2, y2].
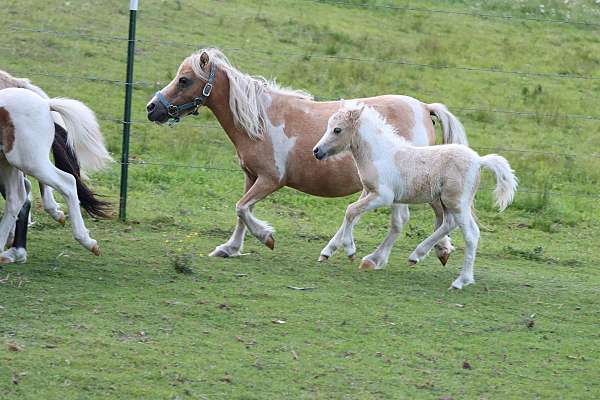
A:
[155, 63, 217, 122]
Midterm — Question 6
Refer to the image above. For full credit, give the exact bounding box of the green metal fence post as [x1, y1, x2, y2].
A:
[118, 0, 138, 221]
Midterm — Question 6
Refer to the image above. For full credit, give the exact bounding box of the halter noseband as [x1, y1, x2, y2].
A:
[154, 63, 217, 122]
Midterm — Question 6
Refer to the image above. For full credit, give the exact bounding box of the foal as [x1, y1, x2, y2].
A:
[313, 103, 518, 289]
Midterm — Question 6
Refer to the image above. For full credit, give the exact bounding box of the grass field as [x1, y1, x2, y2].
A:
[1, 0, 600, 398]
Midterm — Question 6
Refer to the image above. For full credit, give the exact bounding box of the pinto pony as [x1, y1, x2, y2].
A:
[147, 48, 468, 267]
[313, 103, 517, 288]
[0, 88, 112, 258]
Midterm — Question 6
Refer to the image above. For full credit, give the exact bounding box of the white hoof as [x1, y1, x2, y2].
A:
[0, 247, 27, 264]
[361, 254, 387, 270]
[450, 276, 475, 290]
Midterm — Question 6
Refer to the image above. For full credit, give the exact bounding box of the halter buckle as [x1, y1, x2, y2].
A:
[202, 82, 213, 97]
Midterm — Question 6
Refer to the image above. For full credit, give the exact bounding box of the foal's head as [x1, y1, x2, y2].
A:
[313, 103, 365, 160]
[146, 50, 216, 124]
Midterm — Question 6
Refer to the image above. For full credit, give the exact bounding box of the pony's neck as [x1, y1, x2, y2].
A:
[205, 69, 249, 148]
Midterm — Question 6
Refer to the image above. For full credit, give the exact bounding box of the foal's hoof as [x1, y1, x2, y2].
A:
[210, 249, 230, 258]
[359, 259, 376, 271]
[264, 234, 275, 250]
[0, 256, 13, 264]
[91, 245, 101, 256]
[57, 212, 66, 225]
[437, 251, 450, 266]
[348, 253, 356, 261]
[407, 259, 418, 267]
[318, 254, 329, 262]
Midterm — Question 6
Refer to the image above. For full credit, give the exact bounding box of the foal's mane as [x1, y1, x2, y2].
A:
[187, 48, 313, 140]
[344, 101, 403, 141]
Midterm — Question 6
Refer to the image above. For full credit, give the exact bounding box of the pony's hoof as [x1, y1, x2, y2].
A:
[359, 259, 376, 271]
[0, 256, 13, 264]
[407, 259, 418, 267]
[318, 255, 329, 262]
[348, 253, 356, 261]
[264, 235, 275, 250]
[438, 251, 449, 266]
[91, 245, 101, 256]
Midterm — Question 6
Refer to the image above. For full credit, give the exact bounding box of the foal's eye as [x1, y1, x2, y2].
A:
[178, 77, 190, 86]
[333, 127, 342, 134]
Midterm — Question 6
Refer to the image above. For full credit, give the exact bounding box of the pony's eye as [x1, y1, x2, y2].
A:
[333, 127, 342, 134]
[178, 77, 189, 86]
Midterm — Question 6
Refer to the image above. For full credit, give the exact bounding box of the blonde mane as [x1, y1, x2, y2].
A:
[0, 70, 48, 99]
[343, 100, 403, 142]
[187, 48, 312, 140]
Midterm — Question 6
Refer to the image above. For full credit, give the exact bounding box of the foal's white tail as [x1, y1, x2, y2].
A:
[479, 154, 518, 211]
[48, 98, 113, 172]
[427, 103, 468, 145]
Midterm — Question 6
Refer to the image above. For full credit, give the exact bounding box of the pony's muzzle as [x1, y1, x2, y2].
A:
[146, 99, 169, 123]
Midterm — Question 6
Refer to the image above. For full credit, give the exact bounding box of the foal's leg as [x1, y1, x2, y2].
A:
[431, 200, 455, 265]
[408, 212, 457, 266]
[0, 165, 27, 263]
[318, 190, 367, 262]
[450, 211, 479, 290]
[360, 203, 410, 270]
[209, 174, 255, 257]
[339, 191, 393, 263]
[235, 176, 280, 249]
[39, 183, 66, 224]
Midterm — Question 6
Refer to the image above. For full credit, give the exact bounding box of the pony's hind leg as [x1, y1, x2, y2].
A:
[0, 179, 30, 264]
[0, 165, 27, 264]
[29, 163, 99, 255]
[360, 203, 409, 270]
[450, 211, 480, 289]
[210, 174, 254, 257]
[234, 176, 279, 249]
[39, 183, 65, 224]
[431, 200, 455, 265]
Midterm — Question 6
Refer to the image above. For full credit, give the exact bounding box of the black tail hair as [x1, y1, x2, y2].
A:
[52, 123, 112, 219]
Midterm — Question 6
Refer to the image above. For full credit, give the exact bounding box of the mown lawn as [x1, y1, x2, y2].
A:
[1, 0, 599, 398]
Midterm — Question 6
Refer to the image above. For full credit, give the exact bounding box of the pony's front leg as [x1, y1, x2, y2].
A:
[340, 191, 392, 266]
[235, 177, 279, 250]
[318, 190, 367, 262]
[40, 183, 66, 224]
[210, 175, 255, 258]
[431, 200, 455, 265]
[360, 203, 410, 270]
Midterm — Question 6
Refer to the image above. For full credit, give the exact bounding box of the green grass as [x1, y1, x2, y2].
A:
[1, 0, 600, 398]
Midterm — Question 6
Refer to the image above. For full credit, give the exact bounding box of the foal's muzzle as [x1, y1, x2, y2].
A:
[313, 146, 326, 160]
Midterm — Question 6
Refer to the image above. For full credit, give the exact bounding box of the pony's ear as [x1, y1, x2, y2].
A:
[348, 105, 365, 121]
[200, 51, 210, 70]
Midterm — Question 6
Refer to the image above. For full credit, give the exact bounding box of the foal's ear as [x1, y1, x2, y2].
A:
[200, 51, 210, 70]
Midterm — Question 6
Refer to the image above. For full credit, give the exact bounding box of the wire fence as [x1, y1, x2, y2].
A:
[4, 1, 600, 205]
[9, 25, 600, 82]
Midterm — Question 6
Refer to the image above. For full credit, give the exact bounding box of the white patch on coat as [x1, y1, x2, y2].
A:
[267, 121, 297, 182]
[399, 96, 429, 147]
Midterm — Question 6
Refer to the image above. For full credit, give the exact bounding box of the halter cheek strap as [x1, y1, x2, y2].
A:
[155, 62, 217, 122]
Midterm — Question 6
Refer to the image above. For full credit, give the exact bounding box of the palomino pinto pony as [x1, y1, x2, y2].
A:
[0, 88, 112, 258]
[146, 48, 468, 268]
[314, 103, 517, 288]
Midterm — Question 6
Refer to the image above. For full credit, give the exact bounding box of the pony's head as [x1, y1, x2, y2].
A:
[313, 102, 365, 160]
[147, 49, 218, 124]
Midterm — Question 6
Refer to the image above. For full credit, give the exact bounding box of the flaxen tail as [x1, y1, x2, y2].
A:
[426, 103, 468, 145]
[479, 154, 518, 211]
[47, 98, 113, 172]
